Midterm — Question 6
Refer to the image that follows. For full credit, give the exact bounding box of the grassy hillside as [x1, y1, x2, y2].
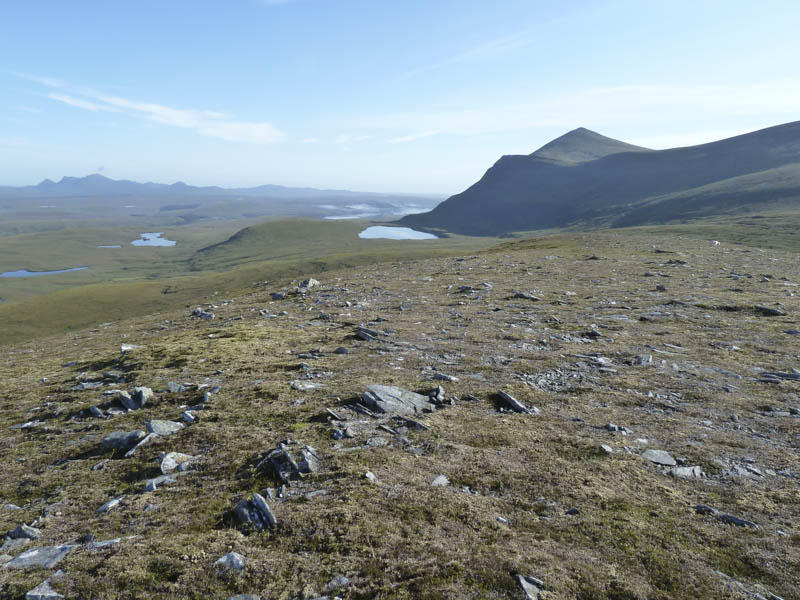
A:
[0, 228, 797, 599]
[0, 219, 497, 345]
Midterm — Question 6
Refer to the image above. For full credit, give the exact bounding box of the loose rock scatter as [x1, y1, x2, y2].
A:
[0, 232, 798, 599]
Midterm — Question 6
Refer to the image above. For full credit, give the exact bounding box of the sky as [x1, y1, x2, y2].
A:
[1, 0, 799, 194]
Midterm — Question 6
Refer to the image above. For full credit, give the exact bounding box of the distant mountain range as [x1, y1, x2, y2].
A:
[400, 121, 800, 235]
[0, 173, 435, 201]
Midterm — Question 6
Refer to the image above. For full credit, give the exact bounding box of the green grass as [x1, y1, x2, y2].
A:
[0, 218, 498, 345]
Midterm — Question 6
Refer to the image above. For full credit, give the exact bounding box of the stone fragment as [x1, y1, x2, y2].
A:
[513, 292, 541, 301]
[25, 580, 63, 600]
[192, 307, 215, 319]
[215, 551, 246, 572]
[2, 545, 78, 570]
[327, 575, 350, 590]
[259, 445, 321, 483]
[361, 385, 431, 415]
[101, 430, 146, 450]
[297, 278, 319, 294]
[8, 524, 41, 540]
[161, 452, 198, 474]
[167, 381, 186, 393]
[97, 495, 124, 513]
[754, 305, 786, 316]
[1, 538, 31, 553]
[497, 390, 538, 414]
[119, 387, 153, 410]
[641, 449, 677, 466]
[669, 466, 704, 478]
[146, 420, 184, 436]
[234, 493, 277, 531]
[516, 574, 543, 599]
[143, 474, 179, 492]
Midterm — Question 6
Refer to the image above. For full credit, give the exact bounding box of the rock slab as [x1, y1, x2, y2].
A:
[361, 385, 431, 414]
[2, 545, 78, 570]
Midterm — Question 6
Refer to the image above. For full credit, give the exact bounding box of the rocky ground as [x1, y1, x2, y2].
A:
[0, 231, 798, 599]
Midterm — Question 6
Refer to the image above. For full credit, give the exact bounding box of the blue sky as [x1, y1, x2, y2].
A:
[1, 0, 799, 193]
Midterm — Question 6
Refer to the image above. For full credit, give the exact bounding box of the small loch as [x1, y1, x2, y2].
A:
[131, 232, 177, 247]
[358, 226, 438, 240]
[1, 267, 89, 278]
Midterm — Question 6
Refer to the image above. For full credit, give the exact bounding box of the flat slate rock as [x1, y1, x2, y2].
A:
[361, 385, 431, 414]
[25, 580, 64, 600]
[1, 538, 31, 553]
[2, 544, 79, 569]
[641, 449, 677, 466]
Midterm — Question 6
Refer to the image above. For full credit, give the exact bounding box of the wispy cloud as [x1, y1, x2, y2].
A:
[388, 130, 441, 144]
[23, 74, 285, 145]
[300, 137, 319, 144]
[397, 30, 534, 82]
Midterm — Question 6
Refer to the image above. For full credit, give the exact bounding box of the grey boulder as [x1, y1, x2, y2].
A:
[119, 387, 153, 410]
[8, 524, 41, 540]
[641, 449, 677, 466]
[361, 385, 431, 415]
[235, 493, 277, 531]
[101, 430, 147, 450]
[160, 452, 197, 474]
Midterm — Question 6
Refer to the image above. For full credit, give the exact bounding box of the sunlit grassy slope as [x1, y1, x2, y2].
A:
[0, 219, 498, 345]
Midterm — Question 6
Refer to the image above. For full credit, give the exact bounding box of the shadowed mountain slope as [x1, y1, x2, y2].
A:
[400, 121, 800, 235]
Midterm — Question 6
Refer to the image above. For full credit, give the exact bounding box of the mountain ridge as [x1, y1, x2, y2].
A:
[400, 120, 800, 235]
[0, 174, 441, 201]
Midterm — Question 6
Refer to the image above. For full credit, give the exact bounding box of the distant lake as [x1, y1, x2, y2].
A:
[97, 245, 122, 248]
[1, 267, 89, 278]
[358, 226, 438, 240]
[131, 232, 177, 247]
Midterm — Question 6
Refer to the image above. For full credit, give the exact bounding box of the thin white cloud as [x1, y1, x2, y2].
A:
[27, 75, 285, 145]
[49, 93, 111, 112]
[398, 31, 534, 82]
[388, 130, 442, 144]
[300, 137, 319, 144]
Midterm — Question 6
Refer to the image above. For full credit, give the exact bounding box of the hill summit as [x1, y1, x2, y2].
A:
[400, 120, 800, 235]
[529, 127, 651, 165]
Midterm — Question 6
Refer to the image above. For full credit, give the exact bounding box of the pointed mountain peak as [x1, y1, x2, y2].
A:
[531, 127, 651, 164]
[37, 178, 56, 187]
